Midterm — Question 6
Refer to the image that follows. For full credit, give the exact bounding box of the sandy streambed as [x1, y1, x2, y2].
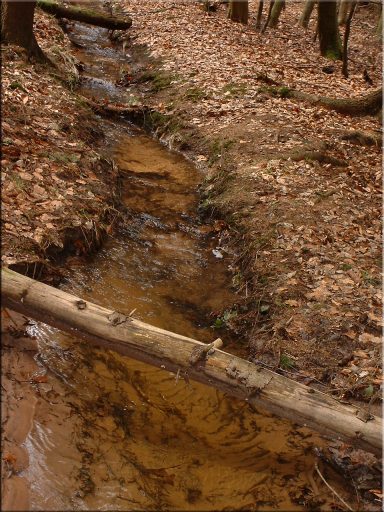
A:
[1, 311, 40, 510]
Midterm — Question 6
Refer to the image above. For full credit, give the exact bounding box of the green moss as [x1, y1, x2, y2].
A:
[184, 86, 207, 102]
[277, 86, 291, 98]
[138, 70, 178, 92]
[145, 111, 182, 137]
[222, 82, 247, 97]
[49, 151, 80, 163]
[9, 81, 26, 92]
[324, 46, 342, 61]
[280, 354, 296, 370]
[208, 138, 235, 165]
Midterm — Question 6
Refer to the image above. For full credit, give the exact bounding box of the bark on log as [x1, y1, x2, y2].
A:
[262, 86, 382, 116]
[37, 0, 132, 30]
[1, 268, 382, 456]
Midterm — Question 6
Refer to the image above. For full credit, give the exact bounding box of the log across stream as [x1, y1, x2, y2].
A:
[3, 266, 382, 458]
[3, 20, 381, 511]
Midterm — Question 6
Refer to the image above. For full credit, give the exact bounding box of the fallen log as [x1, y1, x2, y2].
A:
[82, 97, 151, 117]
[1, 267, 382, 456]
[37, 0, 132, 30]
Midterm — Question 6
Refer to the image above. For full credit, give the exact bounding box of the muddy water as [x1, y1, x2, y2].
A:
[23, 21, 353, 511]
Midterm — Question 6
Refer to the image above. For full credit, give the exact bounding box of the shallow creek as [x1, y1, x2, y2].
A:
[24, 21, 352, 511]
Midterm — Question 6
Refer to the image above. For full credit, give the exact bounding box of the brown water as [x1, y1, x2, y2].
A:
[23, 20, 354, 511]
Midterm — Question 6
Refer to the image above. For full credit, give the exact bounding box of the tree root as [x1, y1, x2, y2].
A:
[340, 129, 382, 147]
[289, 149, 347, 167]
[261, 86, 382, 116]
[280, 141, 347, 167]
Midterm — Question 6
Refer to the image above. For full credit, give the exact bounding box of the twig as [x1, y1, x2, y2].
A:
[315, 464, 354, 511]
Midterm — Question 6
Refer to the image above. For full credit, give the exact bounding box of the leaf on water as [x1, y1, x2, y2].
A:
[212, 249, 223, 259]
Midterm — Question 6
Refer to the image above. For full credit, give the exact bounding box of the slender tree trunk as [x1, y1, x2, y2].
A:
[228, 0, 248, 24]
[261, 0, 274, 33]
[338, 0, 351, 25]
[1, 1, 45, 60]
[318, 1, 342, 59]
[268, 0, 285, 28]
[342, 0, 357, 77]
[298, 0, 316, 29]
[256, 0, 264, 29]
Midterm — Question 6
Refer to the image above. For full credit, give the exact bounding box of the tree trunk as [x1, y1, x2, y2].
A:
[268, 0, 284, 28]
[342, 0, 357, 78]
[261, 0, 274, 33]
[37, 0, 132, 30]
[228, 0, 248, 24]
[1, 268, 382, 456]
[338, 0, 351, 25]
[1, 1, 45, 60]
[256, 0, 264, 29]
[318, 1, 342, 59]
[298, 0, 316, 28]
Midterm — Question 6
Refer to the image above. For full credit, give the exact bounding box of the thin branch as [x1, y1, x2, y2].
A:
[315, 464, 354, 511]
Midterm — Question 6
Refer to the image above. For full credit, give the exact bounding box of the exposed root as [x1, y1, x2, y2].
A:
[261, 86, 382, 116]
[340, 129, 382, 146]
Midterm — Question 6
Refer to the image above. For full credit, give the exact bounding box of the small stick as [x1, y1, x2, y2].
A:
[315, 464, 354, 511]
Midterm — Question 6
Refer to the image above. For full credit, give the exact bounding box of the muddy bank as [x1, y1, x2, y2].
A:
[1, 10, 124, 511]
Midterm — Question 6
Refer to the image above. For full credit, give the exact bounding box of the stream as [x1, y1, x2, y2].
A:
[24, 19, 353, 511]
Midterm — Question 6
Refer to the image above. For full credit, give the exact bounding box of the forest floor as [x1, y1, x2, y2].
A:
[111, 0, 383, 407]
[1, 1, 382, 509]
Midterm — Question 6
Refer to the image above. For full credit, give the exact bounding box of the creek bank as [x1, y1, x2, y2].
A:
[1, 9, 123, 282]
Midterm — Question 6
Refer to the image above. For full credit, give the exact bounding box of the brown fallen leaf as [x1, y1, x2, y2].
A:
[359, 333, 381, 345]
[31, 374, 48, 384]
[285, 299, 300, 307]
